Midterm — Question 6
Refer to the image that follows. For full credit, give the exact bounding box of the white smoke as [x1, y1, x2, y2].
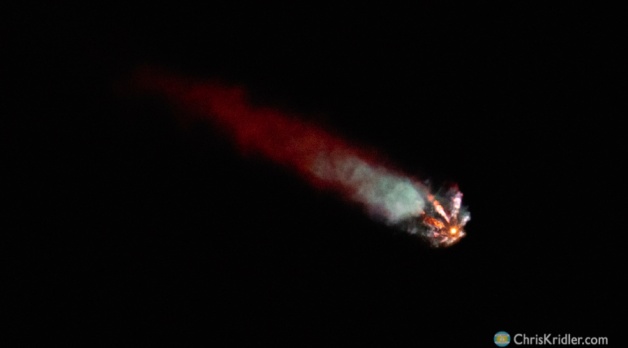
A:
[312, 152, 426, 224]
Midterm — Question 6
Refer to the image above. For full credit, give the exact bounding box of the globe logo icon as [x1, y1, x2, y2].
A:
[494, 331, 511, 347]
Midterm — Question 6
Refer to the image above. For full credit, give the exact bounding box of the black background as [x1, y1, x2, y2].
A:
[4, 3, 624, 346]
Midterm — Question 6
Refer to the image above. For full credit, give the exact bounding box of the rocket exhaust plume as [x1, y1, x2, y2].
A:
[133, 69, 470, 247]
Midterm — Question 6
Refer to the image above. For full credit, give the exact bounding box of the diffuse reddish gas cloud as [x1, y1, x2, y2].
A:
[132, 69, 470, 247]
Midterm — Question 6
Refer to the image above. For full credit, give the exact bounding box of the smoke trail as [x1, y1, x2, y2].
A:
[133, 69, 470, 247]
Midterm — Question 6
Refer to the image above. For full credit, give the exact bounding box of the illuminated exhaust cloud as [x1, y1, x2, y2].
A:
[133, 69, 470, 247]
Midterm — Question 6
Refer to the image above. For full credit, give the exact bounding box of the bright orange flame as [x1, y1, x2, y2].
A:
[450, 228, 457, 235]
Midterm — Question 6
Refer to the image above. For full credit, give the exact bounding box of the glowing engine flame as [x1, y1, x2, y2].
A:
[409, 189, 470, 247]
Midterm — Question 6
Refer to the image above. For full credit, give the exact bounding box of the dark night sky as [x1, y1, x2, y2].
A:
[4, 3, 624, 346]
